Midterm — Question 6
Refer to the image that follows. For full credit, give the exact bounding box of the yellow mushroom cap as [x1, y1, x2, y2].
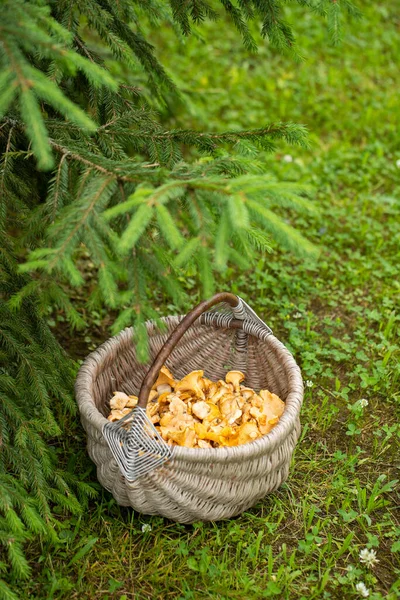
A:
[203, 402, 221, 422]
[259, 389, 285, 419]
[169, 395, 187, 415]
[192, 401, 211, 420]
[125, 395, 138, 408]
[194, 421, 209, 439]
[208, 381, 232, 403]
[107, 407, 132, 422]
[146, 401, 160, 418]
[197, 439, 212, 449]
[174, 370, 205, 399]
[237, 422, 260, 444]
[225, 371, 245, 392]
[110, 391, 130, 410]
[167, 427, 197, 448]
[240, 387, 255, 401]
[157, 391, 172, 404]
[200, 377, 213, 392]
[206, 381, 219, 400]
[152, 365, 175, 390]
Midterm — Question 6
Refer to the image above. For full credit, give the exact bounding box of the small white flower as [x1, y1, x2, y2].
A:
[355, 582, 370, 597]
[359, 399, 368, 408]
[396, 159, 400, 168]
[141, 524, 152, 533]
[359, 548, 378, 567]
[305, 380, 314, 388]
[282, 154, 293, 163]
[293, 312, 302, 319]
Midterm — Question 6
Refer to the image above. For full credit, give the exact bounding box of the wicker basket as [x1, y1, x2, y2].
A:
[75, 293, 303, 523]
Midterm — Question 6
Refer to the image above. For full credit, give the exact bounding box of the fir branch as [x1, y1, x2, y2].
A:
[49, 142, 158, 182]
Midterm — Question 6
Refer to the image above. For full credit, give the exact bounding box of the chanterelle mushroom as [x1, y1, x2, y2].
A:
[126, 395, 138, 408]
[249, 390, 285, 435]
[240, 386, 255, 401]
[110, 391, 130, 410]
[169, 395, 187, 415]
[160, 411, 193, 429]
[220, 394, 241, 418]
[158, 391, 172, 404]
[152, 365, 175, 390]
[200, 377, 213, 393]
[237, 422, 260, 444]
[227, 408, 243, 425]
[197, 439, 212, 449]
[221, 422, 260, 446]
[208, 381, 232, 403]
[192, 401, 211, 420]
[166, 427, 197, 448]
[225, 371, 245, 392]
[206, 381, 219, 400]
[205, 425, 234, 443]
[259, 389, 285, 419]
[146, 401, 159, 418]
[107, 407, 132, 422]
[157, 383, 172, 395]
[174, 370, 205, 400]
[202, 402, 221, 424]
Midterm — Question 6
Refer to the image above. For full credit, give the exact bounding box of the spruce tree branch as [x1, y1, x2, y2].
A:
[47, 175, 115, 270]
[185, 124, 294, 140]
[75, 168, 93, 201]
[74, 36, 96, 63]
[97, 117, 123, 130]
[99, 122, 309, 152]
[66, 0, 75, 32]
[50, 141, 113, 176]
[190, 191, 206, 240]
[1, 25, 82, 74]
[0, 328, 46, 396]
[49, 142, 158, 181]
[132, 251, 141, 316]
[119, 84, 142, 95]
[187, 181, 230, 194]
[1, 40, 31, 91]
[0, 125, 14, 201]
[102, 123, 306, 142]
[51, 153, 67, 223]
[118, 181, 126, 202]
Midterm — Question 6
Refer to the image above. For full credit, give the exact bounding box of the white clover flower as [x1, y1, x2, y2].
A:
[293, 312, 302, 319]
[359, 399, 368, 408]
[359, 548, 378, 567]
[305, 380, 314, 388]
[282, 154, 293, 163]
[141, 524, 152, 533]
[355, 582, 370, 597]
[396, 159, 400, 168]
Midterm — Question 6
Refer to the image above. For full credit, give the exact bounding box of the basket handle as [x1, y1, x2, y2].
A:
[137, 293, 240, 408]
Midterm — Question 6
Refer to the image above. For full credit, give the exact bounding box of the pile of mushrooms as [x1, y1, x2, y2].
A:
[107, 367, 285, 449]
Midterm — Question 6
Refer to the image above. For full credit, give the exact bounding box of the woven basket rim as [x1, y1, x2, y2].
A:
[75, 313, 303, 464]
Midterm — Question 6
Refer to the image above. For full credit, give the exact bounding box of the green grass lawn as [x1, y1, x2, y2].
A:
[22, 3, 400, 599]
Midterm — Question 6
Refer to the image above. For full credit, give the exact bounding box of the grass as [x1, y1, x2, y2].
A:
[20, 3, 400, 599]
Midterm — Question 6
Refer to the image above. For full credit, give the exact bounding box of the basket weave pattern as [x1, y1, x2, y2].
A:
[76, 309, 303, 523]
